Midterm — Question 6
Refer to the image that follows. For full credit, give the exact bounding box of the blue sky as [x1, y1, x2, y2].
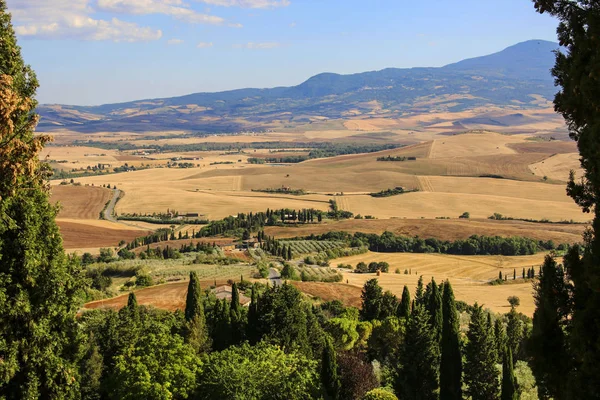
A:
[7, 0, 559, 106]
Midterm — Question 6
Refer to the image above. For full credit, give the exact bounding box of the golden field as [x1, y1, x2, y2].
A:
[330, 251, 548, 316]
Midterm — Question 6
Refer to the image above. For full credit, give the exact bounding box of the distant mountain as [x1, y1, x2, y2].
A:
[37, 40, 560, 133]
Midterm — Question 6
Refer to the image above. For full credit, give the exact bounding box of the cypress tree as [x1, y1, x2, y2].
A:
[0, 2, 86, 396]
[360, 279, 383, 321]
[185, 271, 203, 321]
[427, 277, 443, 342]
[440, 281, 462, 400]
[184, 272, 209, 352]
[415, 275, 425, 306]
[530, 254, 571, 399]
[127, 292, 138, 310]
[398, 285, 411, 319]
[465, 305, 500, 400]
[395, 304, 439, 400]
[321, 336, 341, 399]
[494, 318, 506, 364]
[287, 246, 292, 261]
[505, 307, 522, 360]
[231, 282, 241, 318]
[501, 347, 518, 400]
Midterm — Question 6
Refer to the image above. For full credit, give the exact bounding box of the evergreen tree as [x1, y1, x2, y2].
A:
[398, 285, 411, 319]
[379, 291, 399, 319]
[440, 281, 462, 400]
[530, 254, 571, 399]
[505, 307, 523, 361]
[321, 336, 340, 400]
[184, 272, 209, 352]
[127, 292, 138, 310]
[415, 275, 425, 306]
[395, 304, 439, 400]
[501, 347, 518, 400]
[494, 318, 506, 364]
[427, 278, 443, 342]
[287, 246, 293, 261]
[465, 305, 500, 400]
[247, 284, 259, 344]
[0, 2, 87, 396]
[360, 279, 383, 321]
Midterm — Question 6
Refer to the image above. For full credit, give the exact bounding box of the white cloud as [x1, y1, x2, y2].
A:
[8, 0, 162, 41]
[196, 0, 290, 8]
[168, 38, 184, 45]
[196, 41, 213, 48]
[97, 0, 225, 25]
[234, 41, 282, 49]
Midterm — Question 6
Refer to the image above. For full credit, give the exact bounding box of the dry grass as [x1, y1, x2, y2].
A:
[57, 220, 151, 250]
[529, 153, 583, 182]
[51, 185, 112, 219]
[264, 218, 585, 243]
[330, 251, 547, 316]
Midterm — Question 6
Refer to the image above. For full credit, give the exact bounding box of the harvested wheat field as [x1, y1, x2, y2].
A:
[51, 185, 112, 219]
[84, 277, 250, 311]
[330, 251, 548, 316]
[264, 218, 585, 243]
[57, 220, 150, 250]
[529, 152, 583, 182]
[291, 281, 362, 308]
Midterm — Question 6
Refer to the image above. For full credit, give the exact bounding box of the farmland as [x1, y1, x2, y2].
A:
[329, 251, 548, 316]
[44, 112, 587, 318]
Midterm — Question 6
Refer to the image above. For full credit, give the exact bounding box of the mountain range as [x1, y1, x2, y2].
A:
[37, 40, 560, 133]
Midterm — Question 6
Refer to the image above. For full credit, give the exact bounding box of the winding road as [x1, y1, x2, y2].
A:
[103, 189, 121, 222]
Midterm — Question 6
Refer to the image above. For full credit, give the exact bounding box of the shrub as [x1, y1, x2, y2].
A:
[135, 272, 154, 287]
[362, 388, 399, 400]
[507, 296, 521, 308]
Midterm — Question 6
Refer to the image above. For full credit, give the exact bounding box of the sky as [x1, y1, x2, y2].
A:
[7, 0, 560, 106]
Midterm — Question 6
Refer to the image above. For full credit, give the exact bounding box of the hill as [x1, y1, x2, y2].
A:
[37, 40, 560, 133]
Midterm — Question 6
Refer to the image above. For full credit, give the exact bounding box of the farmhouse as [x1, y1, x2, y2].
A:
[212, 285, 251, 307]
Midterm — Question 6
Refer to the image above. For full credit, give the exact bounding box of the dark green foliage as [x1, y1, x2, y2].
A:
[532, 2, 600, 397]
[501, 348, 518, 400]
[360, 279, 383, 321]
[415, 275, 425, 306]
[184, 272, 210, 352]
[494, 319, 506, 364]
[398, 285, 411, 319]
[379, 291, 399, 320]
[395, 305, 440, 400]
[440, 281, 462, 400]
[505, 308, 523, 361]
[322, 337, 341, 399]
[427, 278, 443, 342]
[530, 255, 571, 398]
[465, 305, 499, 400]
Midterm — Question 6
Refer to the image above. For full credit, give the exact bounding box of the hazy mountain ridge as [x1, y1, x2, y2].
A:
[37, 40, 560, 133]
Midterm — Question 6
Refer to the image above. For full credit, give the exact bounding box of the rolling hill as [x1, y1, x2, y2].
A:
[37, 40, 560, 133]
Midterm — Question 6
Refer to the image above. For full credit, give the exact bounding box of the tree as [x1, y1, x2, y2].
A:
[440, 281, 462, 400]
[379, 291, 399, 319]
[501, 348, 518, 400]
[427, 278, 443, 342]
[415, 275, 425, 306]
[529, 255, 570, 398]
[507, 296, 520, 308]
[321, 336, 341, 399]
[362, 388, 398, 400]
[398, 285, 411, 319]
[338, 351, 378, 400]
[360, 279, 383, 321]
[197, 342, 319, 399]
[395, 305, 439, 400]
[532, 2, 600, 397]
[465, 305, 499, 400]
[505, 307, 523, 361]
[184, 272, 209, 352]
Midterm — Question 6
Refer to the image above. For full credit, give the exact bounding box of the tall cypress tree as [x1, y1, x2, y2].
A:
[0, 14, 85, 394]
[321, 336, 340, 400]
[427, 278, 443, 342]
[530, 254, 571, 399]
[440, 281, 462, 400]
[360, 279, 383, 321]
[184, 272, 209, 352]
[532, 3, 600, 396]
[395, 304, 439, 400]
[127, 292, 138, 310]
[494, 318, 506, 364]
[415, 275, 425, 306]
[465, 305, 500, 400]
[501, 347, 518, 400]
[505, 307, 523, 361]
[398, 285, 411, 319]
